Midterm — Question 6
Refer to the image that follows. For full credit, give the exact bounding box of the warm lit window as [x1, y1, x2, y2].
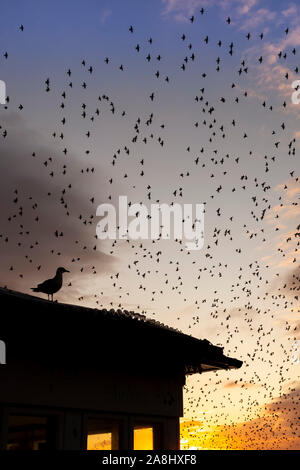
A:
[7, 415, 57, 450]
[133, 426, 154, 450]
[87, 418, 119, 450]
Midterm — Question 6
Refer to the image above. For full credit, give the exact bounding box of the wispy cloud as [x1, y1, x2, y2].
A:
[237, 7, 276, 31]
[181, 385, 300, 449]
[223, 380, 259, 389]
[161, 0, 208, 21]
[0, 113, 115, 301]
[161, 0, 270, 29]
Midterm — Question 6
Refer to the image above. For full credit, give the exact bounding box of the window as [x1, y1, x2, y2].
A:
[133, 425, 154, 450]
[133, 422, 163, 450]
[6, 414, 57, 450]
[87, 418, 119, 450]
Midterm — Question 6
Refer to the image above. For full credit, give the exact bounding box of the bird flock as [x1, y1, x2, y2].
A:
[0, 5, 299, 450]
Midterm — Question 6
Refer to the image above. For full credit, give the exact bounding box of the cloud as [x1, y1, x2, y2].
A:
[282, 4, 298, 18]
[161, 0, 274, 30]
[236, 0, 258, 16]
[181, 385, 300, 449]
[223, 380, 258, 389]
[161, 0, 299, 110]
[282, 265, 300, 297]
[0, 112, 116, 303]
[264, 180, 300, 270]
[161, 0, 208, 20]
[237, 7, 276, 30]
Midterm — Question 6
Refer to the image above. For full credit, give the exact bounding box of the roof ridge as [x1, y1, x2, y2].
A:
[0, 286, 186, 336]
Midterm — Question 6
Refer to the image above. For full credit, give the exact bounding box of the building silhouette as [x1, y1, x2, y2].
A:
[0, 288, 242, 450]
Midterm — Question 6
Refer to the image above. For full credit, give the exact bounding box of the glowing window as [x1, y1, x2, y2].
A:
[87, 418, 119, 450]
[133, 426, 154, 450]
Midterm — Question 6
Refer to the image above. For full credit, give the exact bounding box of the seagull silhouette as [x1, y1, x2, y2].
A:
[31, 267, 69, 301]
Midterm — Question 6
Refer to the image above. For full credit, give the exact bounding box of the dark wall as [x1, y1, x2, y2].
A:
[0, 361, 183, 417]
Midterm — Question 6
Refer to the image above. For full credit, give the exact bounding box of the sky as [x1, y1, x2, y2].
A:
[0, 0, 299, 450]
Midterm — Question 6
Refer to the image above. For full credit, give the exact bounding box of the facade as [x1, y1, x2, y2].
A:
[0, 288, 242, 450]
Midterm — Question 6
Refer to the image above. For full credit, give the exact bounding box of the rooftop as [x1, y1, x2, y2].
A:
[0, 287, 242, 375]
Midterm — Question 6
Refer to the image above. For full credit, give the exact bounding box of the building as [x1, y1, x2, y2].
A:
[0, 288, 242, 450]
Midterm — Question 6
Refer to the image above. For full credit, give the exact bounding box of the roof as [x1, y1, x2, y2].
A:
[0, 287, 242, 375]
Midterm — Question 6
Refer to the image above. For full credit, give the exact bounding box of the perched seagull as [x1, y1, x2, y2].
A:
[31, 267, 69, 301]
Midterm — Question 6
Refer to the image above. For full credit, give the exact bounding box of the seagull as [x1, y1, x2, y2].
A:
[31, 267, 70, 301]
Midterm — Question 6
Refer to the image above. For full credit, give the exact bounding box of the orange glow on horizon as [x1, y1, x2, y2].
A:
[180, 413, 300, 450]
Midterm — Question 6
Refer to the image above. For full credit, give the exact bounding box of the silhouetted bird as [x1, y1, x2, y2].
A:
[31, 267, 69, 301]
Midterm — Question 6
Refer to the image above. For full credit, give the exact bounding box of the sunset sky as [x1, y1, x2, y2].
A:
[0, 0, 299, 449]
